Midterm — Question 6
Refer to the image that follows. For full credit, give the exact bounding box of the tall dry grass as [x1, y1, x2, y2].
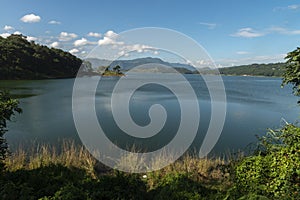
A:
[4, 140, 234, 188]
[5, 140, 97, 177]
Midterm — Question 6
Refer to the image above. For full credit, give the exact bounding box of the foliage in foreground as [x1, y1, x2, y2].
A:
[282, 47, 300, 97]
[0, 91, 21, 170]
[233, 124, 300, 199]
[1, 140, 231, 200]
[4, 125, 300, 200]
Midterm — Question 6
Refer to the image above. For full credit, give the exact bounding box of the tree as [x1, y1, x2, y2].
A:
[113, 65, 121, 74]
[282, 47, 300, 97]
[104, 66, 110, 72]
[0, 91, 21, 170]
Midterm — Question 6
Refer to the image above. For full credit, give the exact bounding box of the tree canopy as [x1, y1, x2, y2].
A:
[0, 34, 82, 80]
[282, 47, 300, 97]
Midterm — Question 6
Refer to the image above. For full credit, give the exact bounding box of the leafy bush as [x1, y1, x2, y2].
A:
[87, 171, 147, 200]
[0, 164, 91, 199]
[148, 173, 223, 200]
[0, 91, 21, 171]
[0, 166, 148, 200]
[234, 124, 300, 199]
[49, 184, 87, 200]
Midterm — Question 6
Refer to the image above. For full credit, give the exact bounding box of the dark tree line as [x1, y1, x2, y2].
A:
[219, 62, 286, 77]
[0, 34, 82, 80]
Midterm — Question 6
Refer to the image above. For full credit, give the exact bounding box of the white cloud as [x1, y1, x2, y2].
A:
[50, 41, 60, 48]
[288, 4, 300, 10]
[273, 4, 300, 11]
[188, 59, 213, 68]
[231, 28, 264, 38]
[20, 14, 41, 23]
[232, 26, 300, 39]
[59, 32, 78, 41]
[27, 36, 37, 41]
[13, 31, 22, 35]
[0, 33, 10, 38]
[97, 30, 157, 58]
[0, 32, 37, 41]
[87, 32, 101, 37]
[48, 20, 61, 25]
[69, 48, 79, 54]
[118, 50, 126, 56]
[3, 25, 14, 31]
[116, 44, 158, 58]
[199, 22, 217, 29]
[236, 51, 251, 55]
[269, 26, 300, 35]
[98, 37, 115, 45]
[0, 32, 20, 38]
[118, 44, 154, 54]
[98, 37, 124, 46]
[105, 30, 118, 38]
[74, 38, 97, 46]
[287, 30, 300, 35]
[98, 30, 123, 46]
[74, 38, 88, 46]
[217, 54, 286, 67]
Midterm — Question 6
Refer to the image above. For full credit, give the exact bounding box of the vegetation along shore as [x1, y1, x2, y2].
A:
[0, 46, 300, 199]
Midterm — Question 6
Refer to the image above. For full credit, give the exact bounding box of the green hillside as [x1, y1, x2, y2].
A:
[219, 63, 286, 77]
[0, 34, 82, 80]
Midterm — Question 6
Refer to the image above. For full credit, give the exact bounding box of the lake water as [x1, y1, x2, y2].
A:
[1, 74, 299, 156]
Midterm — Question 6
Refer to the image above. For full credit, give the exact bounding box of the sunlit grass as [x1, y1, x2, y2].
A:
[5, 140, 97, 178]
[4, 140, 233, 191]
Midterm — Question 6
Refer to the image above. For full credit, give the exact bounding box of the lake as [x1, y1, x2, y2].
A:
[1, 74, 299, 156]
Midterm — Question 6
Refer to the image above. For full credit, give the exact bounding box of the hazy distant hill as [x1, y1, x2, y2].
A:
[85, 57, 197, 74]
[84, 58, 112, 69]
[85, 57, 287, 77]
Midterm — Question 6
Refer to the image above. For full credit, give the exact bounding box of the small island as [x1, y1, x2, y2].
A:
[100, 65, 125, 76]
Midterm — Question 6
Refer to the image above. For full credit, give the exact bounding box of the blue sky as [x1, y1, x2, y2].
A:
[1, 0, 300, 66]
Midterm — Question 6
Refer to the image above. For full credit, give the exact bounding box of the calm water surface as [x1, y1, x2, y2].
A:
[1, 74, 299, 155]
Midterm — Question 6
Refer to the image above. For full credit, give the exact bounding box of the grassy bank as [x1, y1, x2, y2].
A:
[2, 124, 299, 200]
[1, 140, 233, 199]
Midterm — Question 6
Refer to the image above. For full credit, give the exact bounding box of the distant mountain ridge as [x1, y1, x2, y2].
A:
[85, 57, 197, 74]
[0, 34, 286, 80]
[85, 57, 286, 77]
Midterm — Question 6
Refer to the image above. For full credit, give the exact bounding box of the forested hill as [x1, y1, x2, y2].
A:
[219, 63, 286, 77]
[0, 34, 82, 80]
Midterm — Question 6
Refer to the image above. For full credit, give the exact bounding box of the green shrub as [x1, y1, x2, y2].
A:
[0, 91, 21, 169]
[234, 124, 300, 199]
[50, 184, 87, 200]
[148, 173, 222, 200]
[238, 194, 270, 200]
[87, 171, 147, 200]
[0, 164, 91, 199]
